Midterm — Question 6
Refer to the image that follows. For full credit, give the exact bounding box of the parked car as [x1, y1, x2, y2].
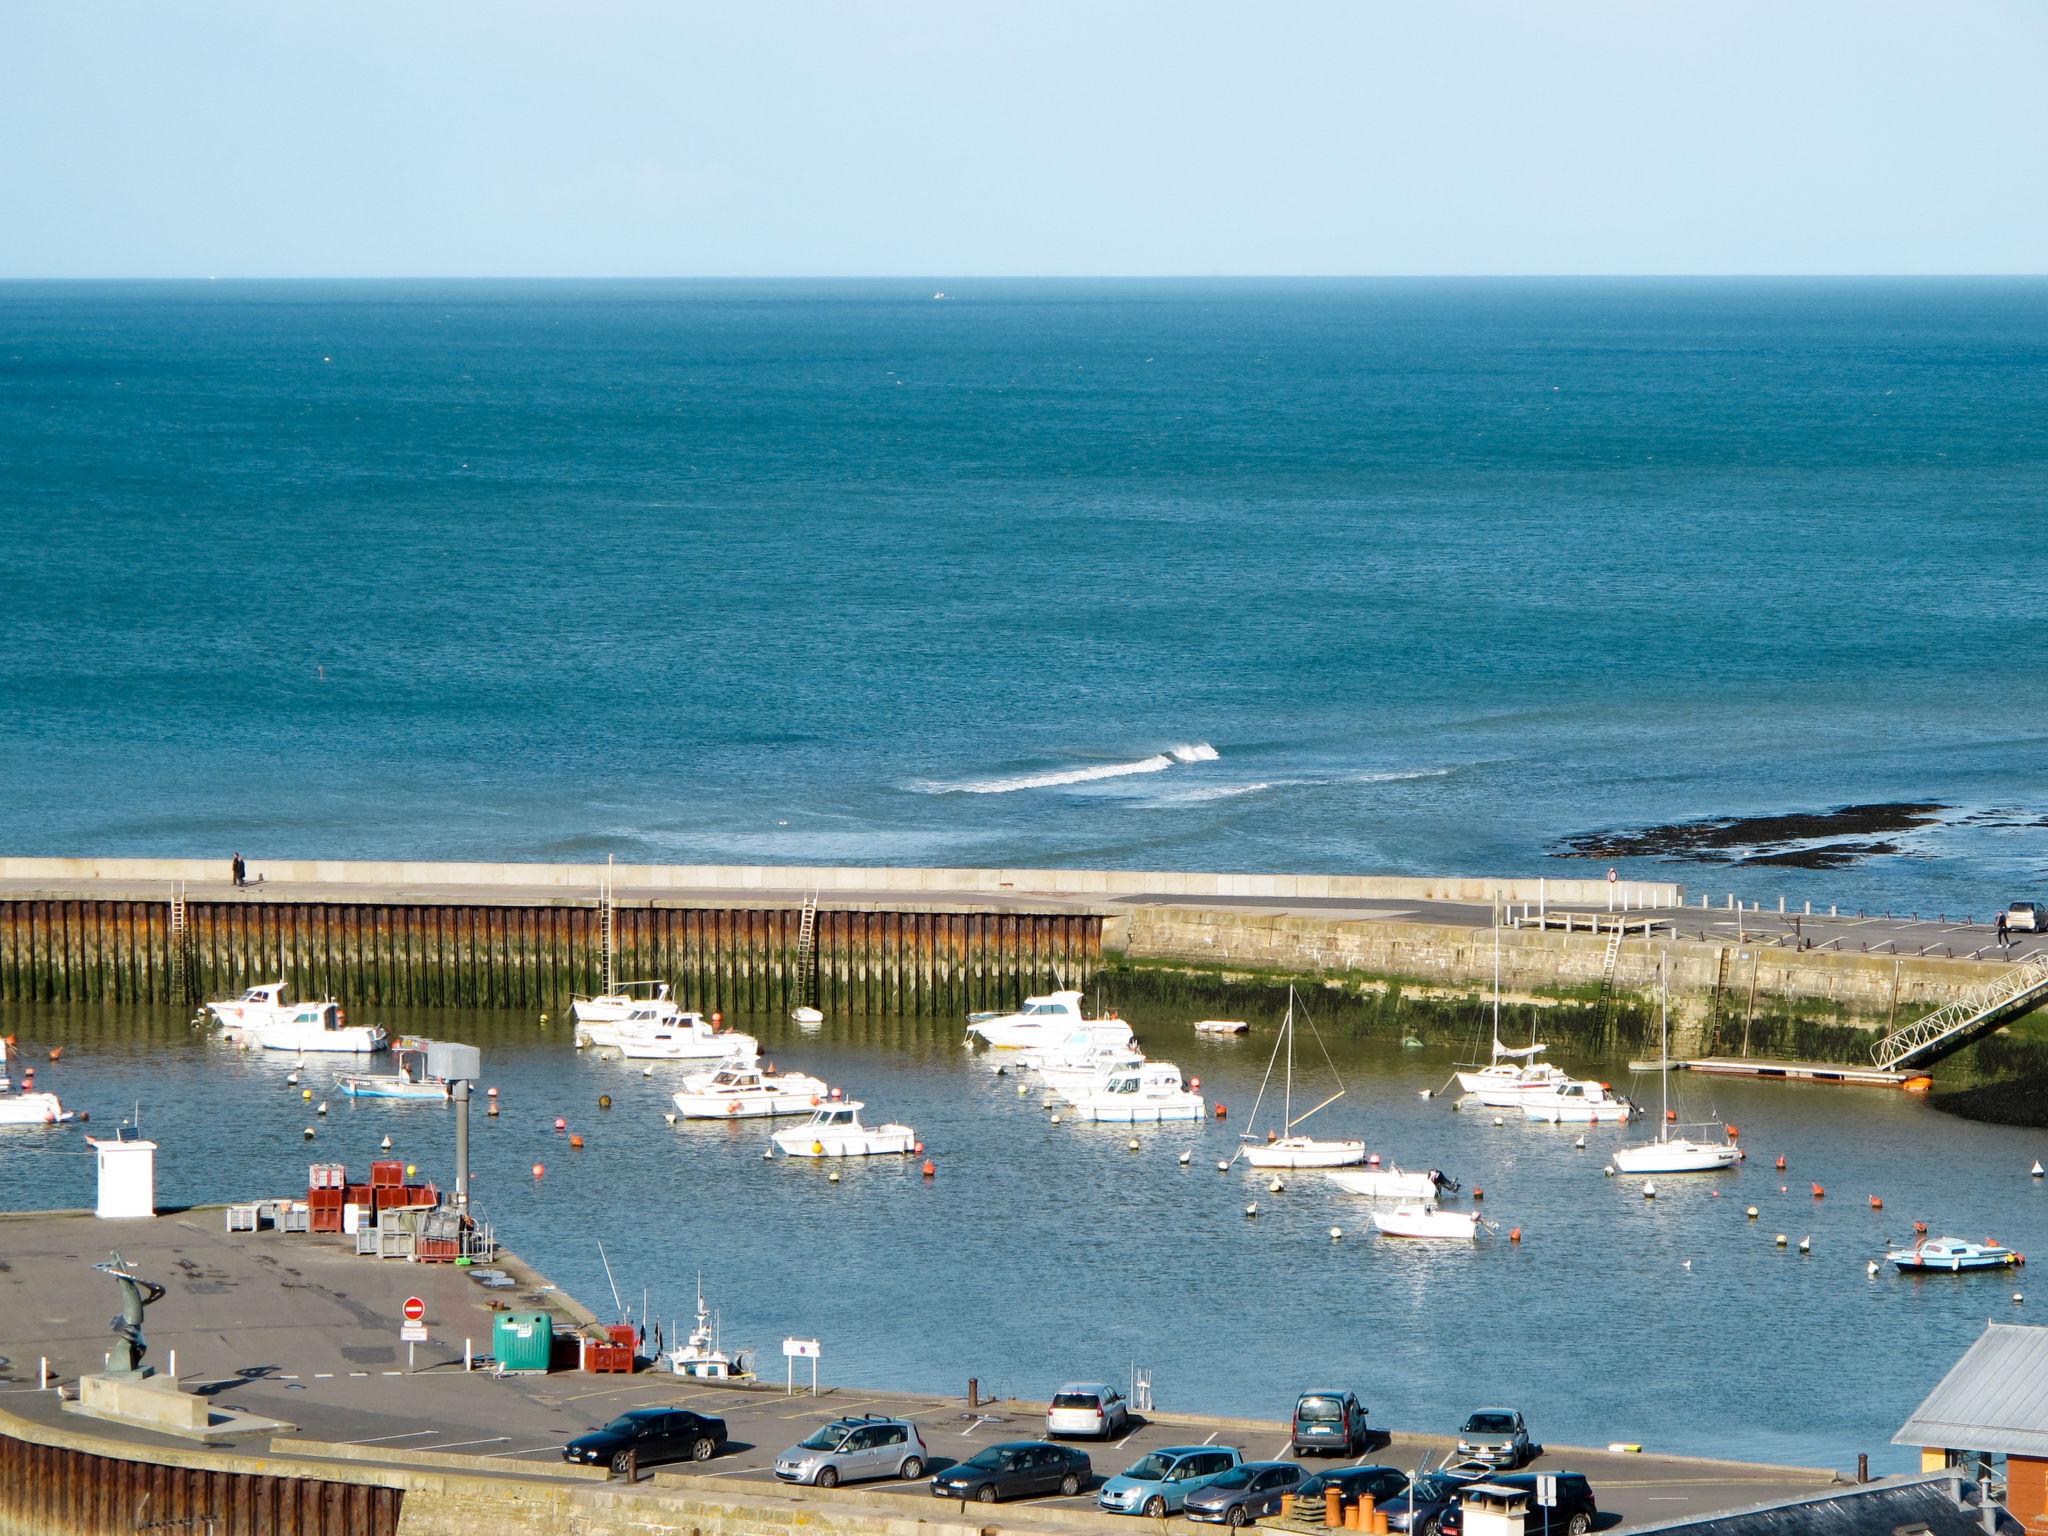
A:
[1456, 1409, 1533, 1469]
[931, 1441, 1092, 1503]
[2006, 901, 2045, 933]
[1184, 1461, 1308, 1527]
[1292, 1390, 1370, 1456]
[1298, 1466, 1410, 1508]
[774, 1415, 927, 1486]
[1047, 1381, 1132, 1439]
[1385, 1469, 1487, 1536]
[562, 1407, 727, 1472]
[1440, 1473, 1598, 1536]
[1098, 1446, 1244, 1517]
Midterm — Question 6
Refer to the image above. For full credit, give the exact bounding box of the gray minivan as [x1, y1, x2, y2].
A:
[775, 1415, 928, 1486]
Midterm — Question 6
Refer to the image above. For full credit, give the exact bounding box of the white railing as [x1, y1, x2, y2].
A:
[1871, 953, 2048, 1069]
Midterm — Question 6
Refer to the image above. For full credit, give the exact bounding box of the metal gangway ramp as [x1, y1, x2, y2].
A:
[1871, 952, 2048, 1070]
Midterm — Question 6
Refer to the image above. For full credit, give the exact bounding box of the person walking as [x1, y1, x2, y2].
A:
[231, 851, 246, 889]
[1996, 910, 2010, 949]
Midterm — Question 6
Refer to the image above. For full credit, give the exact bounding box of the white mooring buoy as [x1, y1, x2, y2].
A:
[1642, 1181, 1657, 1199]
[1178, 1151, 1191, 1166]
[1268, 1177, 1285, 1194]
[1244, 1202, 1259, 1218]
[1330, 1227, 1344, 1241]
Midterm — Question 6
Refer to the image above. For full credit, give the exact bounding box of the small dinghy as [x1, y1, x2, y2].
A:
[1888, 1236, 2026, 1273]
[771, 1101, 918, 1157]
[1327, 1165, 1456, 1201]
[337, 1045, 450, 1100]
[1370, 1201, 1482, 1240]
[791, 1007, 825, 1027]
[1193, 1019, 1249, 1036]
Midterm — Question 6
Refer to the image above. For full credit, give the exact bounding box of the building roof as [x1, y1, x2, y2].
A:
[1625, 1474, 2017, 1536]
[1895, 1323, 2048, 1458]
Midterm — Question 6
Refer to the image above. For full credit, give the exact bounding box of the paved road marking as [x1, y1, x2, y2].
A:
[1201, 1432, 1219, 1446]
[425, 1436, 512, 1451]
[500, 1446, 568, 1457]
[313, 1373, 333, 1379]
[343, 1430, 440, 1445]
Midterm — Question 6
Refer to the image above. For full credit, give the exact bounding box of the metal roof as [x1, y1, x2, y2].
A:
[1895, 1323, 2048, 1457]
[1625, 1475, 2016, 1536]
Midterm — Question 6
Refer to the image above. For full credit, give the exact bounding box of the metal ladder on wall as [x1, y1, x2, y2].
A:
[794, 892, 818, 1009]
[598, 859, 617, 997]
[1595, 920, 1625, 1025]
[169, 883, 189, 1007]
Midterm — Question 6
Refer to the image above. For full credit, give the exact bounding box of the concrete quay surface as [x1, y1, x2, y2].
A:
[0, 1210, 1836, 1533]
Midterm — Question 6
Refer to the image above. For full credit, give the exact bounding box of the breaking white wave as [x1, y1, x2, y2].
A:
[915, 742, 1221, 795]
[1142, 780, 1276, 807]
[1352, 767, 1452, 784]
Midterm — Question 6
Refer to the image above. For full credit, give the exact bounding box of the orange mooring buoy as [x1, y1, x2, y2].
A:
[1214, 1103, 1228, 1119]
[569, 1135, 584, 1149]
[921, 1159, 936, 1178]
[1870, 1195, 1883, 1209]
[1812, 1183, 1825, 1198]
[532, 1163, 545, 1179]
[1509, 1227, 1522, 1243]
[1775, 1154, 1787, 1170]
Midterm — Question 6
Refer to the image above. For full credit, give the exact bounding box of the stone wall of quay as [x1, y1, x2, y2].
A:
[1111, 908, 2009, 1041]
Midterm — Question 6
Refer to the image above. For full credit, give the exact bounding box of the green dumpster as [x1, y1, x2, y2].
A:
[493, 1311, 554, 1374]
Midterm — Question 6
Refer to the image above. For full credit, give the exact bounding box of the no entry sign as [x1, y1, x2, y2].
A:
[402, 1295, 426, 1323]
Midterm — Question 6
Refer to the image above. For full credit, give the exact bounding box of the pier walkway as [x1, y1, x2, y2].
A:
[0, 1210, 1837, 1532]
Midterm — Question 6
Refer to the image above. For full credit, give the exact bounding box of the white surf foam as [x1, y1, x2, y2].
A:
[1352, 767, 1452, 784]
[915, 742, 1221, 795]
[1143, 780, 1276, 807]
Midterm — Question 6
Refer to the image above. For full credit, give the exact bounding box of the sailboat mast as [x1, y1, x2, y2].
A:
[1492, 903, 1502, 1044]
[1659, 953, 1670, 1143]
[1283, 987, 1295, 1131]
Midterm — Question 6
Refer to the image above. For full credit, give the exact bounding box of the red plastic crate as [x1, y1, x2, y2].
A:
[606, 1323, 636, 1349]
[309, 1206, 343, 1234]
[581, 1340, 633, 1374]
[416, 1238, 460, 1262]
[370, 1160, 404, 1187]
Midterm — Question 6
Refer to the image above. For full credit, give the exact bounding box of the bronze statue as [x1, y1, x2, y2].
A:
[92, 1252, 165, 1380]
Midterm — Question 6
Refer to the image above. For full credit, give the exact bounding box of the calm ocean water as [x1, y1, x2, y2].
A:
[3, 279, 2047, 906]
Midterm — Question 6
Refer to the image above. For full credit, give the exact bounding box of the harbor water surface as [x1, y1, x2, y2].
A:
[3, 1001, 2043, 1471]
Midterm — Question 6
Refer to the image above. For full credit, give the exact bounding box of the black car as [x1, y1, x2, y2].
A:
[563, 1407, 728, 1473]
[1385, 1469, 1486, 1536]
[931, 1440, 1092, 1503]
[1298, 1466, 1410, 1508]
[1440, 1474, 1598, 1536]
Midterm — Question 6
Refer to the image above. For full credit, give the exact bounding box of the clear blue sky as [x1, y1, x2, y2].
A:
[5, 1, 2043, 278]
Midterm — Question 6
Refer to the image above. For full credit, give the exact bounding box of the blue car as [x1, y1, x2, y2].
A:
[1097, 1445, 1244, 1517]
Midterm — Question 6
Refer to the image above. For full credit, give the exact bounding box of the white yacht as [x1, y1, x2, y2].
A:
[1611, 967, 1741, 1174]
[614, 1014, 761, 1063]
[771, 1101, 918, 1157]
[573, 981, 685, 1048]
[1066, 1062, 1205, 1122]
[222, 999, 387, 1054]
[205, 980, 304, 1031]
[0, 1044, 74, 1126]
[965, 990, 1090, 1049]
[1519, 1079, 1634, 1124]
[671, 1060, 831, 1119]
[1030, 1023, 1145, 1095]
[1240, 987, 1365, 1169]
[1456, 1043, 1573, 1106]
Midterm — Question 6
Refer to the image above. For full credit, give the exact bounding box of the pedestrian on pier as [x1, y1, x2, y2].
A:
[231, 851, 246, 889]
[1996, 910, 2011, 949]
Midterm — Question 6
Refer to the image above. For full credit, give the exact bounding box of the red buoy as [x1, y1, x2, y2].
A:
[1869, 1195, 1883, 1209]
[1509, 1227, 1522, 1244]
[531, 1163, 545, 1179]
[1812, 1183, 1825, 1198]
[569, 1135, 584, 1149]
[554, 1117, 567, 1132]
[1775, 1154, 1787, 1170]
[1214, 1103, 1228, 1119]
[921, 1159, 935, 1178]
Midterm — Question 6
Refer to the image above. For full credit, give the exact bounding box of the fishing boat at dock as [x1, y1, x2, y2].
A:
[666, 1282, 753, 1379]
[1887, 1236, 2026, 1273]
[771, 1101, 918, 1157]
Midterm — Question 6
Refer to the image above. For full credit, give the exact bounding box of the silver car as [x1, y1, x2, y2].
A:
[775, 1415, 928, 1486]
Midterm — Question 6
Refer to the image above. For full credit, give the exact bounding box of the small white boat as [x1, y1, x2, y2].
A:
[223, 999, 387, 1054]
[1193, 1019, 1249, 1036]
[966, 990, 1091, 1049]
[1327, 1165, 1454, 1200]
[615, 1014, 761, 1063]
[1066, 1062, 1205, 1122]
[1371, 1202, 1482, 1240]
[337, 1046, 449, 1100]
[1888, 1236, 2027, 1273]
[1238, 987, 1361, 1167]
[1612, 970, 1740, 1172]
[573, 982, 685, 1048]
[671, 1060, 832, 1119]
[205, 980, 302, 1031]
[791, 1006, 825, 1027]
[772, 1101, 918, 1157]
[666, 1282, 752, 1379]
[1017, 1019, 1138, 1068]
[0, 1088, 74, 1126]
[1519, 1080, 1634, 1124]
[1030, 1024, 1146, 1095]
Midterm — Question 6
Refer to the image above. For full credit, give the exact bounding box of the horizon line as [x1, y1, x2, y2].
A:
[4, 271, 2048, 284]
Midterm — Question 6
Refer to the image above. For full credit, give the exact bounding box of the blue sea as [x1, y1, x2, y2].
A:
[3, 279, 2046, 910]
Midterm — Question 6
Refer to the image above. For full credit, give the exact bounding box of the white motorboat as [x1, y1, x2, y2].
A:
[966, 990, 1091, 1049]
[223, 999, 387, 1054]
[1887, 1236, 2027, 1273]
[666, 1282, 752, 1379]
[1327, 1164, 1455, 1200]
[672, 1060, 831, 1119]
[1030, 1023, 1146, 1095]
[1017, 1019, 1138, 1068]
[1066, 1062, 1205, 1122]
[1239, 987, 1364, 1169]
[1193, 1019, 1249, 1035]
[1037, 1048, 1146, 1098]
[614, 1014, 761, 1063]
[791, 1007, 825, 1027]
[205, 980, 305, 1031]
[1611, 962, 1740, 1173]
[1371, 1202, 1482, 1240]
[1519, 1080, 1634, 1124]
[0, 1084, 74, 1126]
[573, 982, 685, 1048]
[771, 1101, 918, 1157]
[337, 1046, 449, 1100]
[1456, 1045, 1574, 1106]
